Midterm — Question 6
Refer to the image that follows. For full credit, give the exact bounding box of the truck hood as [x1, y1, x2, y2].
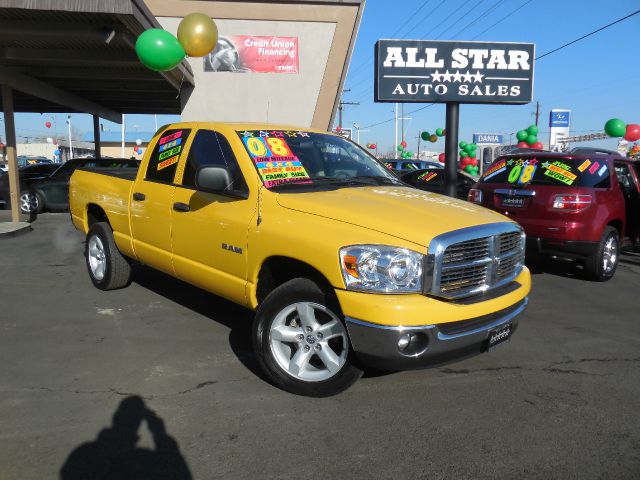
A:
[276, 186, 509, 247]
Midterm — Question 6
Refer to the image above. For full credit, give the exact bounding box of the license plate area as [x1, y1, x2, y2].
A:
[500, 196, 525, 208]
[485, 323, 513, 351]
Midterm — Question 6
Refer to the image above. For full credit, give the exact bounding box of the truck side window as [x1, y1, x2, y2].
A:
[145, 129, 191, 184]
[182, 130, 248, 194]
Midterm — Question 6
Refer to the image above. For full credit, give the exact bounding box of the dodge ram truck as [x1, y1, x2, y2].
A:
[69, 122, 531, 396]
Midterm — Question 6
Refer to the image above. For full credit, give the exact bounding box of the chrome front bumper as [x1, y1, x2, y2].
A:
[345, 298, 528, 371]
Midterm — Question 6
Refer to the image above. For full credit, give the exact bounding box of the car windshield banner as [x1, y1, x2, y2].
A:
[203, 36, 298, 74]
[375, 40, 534, 104]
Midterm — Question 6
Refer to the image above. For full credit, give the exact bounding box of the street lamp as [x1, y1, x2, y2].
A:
[66, 115, 74, 160]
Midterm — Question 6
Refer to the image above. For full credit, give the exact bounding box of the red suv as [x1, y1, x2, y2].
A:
[468, 152, 640, 281]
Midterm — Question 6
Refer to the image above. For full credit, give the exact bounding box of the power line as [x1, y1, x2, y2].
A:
[420, 0, 471, 39]
[434, 0, 486, 39]
[449, 0, 507, 39]
[536, 9, 640, 60]
[471, 0, 533, 40]
[400, 0, 447, 39]
[363, 103, 436, 129]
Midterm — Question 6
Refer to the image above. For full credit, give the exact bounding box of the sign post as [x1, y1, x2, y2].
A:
[375, 39, 535, 197]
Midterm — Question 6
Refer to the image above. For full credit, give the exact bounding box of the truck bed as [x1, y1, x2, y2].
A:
[76, 166, 139, 181]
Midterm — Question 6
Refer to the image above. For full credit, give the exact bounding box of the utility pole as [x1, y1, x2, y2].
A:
[416, 130, 421, 159]
[394, 103, 398, 159]
[534, 100, 540, 126]
[338, 89, 358, 131]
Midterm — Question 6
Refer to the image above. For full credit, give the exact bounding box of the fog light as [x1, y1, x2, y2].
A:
[397, 332, 429, 356]
[398, 333, 412, 351]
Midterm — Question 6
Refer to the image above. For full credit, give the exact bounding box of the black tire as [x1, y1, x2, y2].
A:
[253, 278, 363, 397]
[584, 226, 619, 281]
[19, 190, 44, 214]
[85, 222, 132, 290]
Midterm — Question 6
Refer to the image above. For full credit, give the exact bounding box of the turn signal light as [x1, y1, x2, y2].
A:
[468, 188, 483, 204]
[551, 194, 592, 211]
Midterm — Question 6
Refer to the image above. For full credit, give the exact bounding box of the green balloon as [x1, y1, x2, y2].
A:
[435, 128, 444, 137]
[525, 134, 537, 145]
[460, 150, 468, 158]
[421, 131, 430, 141]
[397, 144, 404, 151]
[464, 165, 475, 173]
[604, 118, 626, 138]
[459, 141, 467, 149]
[526, 125, 539, 136]
[516, 130, 528, 141]
[136, 29, 186, 71]
[464, 144, 476, 154]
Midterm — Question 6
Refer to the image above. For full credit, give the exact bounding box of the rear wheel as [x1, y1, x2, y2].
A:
[253, 278, 363, 397]
[19, 191, 44, 214]
[584, 226, 619, 281]
[85, 222, 132, 290]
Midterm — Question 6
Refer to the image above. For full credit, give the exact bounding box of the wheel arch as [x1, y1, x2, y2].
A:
[255, 256, 339, 308]
[86, 203, 110, 228]
[607, 219, 624, 238]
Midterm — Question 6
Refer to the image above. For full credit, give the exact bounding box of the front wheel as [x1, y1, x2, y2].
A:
[253, 278, 363, 397]
[584, 226, 619, 281]
[19, 191, 44, 214]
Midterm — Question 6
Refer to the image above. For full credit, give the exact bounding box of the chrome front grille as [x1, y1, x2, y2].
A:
[426, 223, 525, 300]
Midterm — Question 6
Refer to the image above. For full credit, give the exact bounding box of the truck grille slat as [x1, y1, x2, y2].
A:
[427, 224, 525, 300]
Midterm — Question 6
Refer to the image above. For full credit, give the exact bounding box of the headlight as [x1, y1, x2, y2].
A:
[339, 245, 424, 293]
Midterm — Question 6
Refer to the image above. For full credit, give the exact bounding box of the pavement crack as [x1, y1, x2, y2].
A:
[543, 367, 605, 377]
[178, 380, 217, 395]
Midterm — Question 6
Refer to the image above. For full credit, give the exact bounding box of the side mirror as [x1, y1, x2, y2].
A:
[195, 166, 232, 194]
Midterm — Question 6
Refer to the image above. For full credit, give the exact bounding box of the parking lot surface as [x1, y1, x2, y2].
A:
[1, 213, 640, 479]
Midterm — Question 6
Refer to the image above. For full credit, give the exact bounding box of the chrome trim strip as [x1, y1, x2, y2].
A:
[345, 316, 437, 332]
[441, 257, 492, 271]
[495, 189, 536, 196]
[436, 298, 528, 340]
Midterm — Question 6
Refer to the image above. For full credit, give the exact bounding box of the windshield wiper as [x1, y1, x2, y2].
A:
[346, 175, 403, 186]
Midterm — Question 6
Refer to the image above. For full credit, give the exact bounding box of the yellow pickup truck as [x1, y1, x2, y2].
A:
[69, 122, 530, 396]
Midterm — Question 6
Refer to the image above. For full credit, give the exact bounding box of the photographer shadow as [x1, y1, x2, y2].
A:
[60, 395, 192, 480]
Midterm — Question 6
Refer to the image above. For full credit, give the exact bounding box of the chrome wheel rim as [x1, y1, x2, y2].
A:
[602, 235, 618, 274]
[269, 302, 349, 382]
[19, 192, 38, 213]
[88, 235, 106, 280]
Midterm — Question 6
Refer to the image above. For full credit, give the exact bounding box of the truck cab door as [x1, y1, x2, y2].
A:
[130, 128, 191, 275]
[171, 129, 256, 306]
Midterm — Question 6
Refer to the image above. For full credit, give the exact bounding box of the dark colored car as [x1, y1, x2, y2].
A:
[401, 168, 477, 199]
[383, 159, 443, 174]
[468, 152, 640, 280]
[0, 163, 61, 208]
[0, 158, 139, 214]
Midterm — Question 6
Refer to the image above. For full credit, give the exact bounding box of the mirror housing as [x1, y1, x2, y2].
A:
[195, 166, 232, 193]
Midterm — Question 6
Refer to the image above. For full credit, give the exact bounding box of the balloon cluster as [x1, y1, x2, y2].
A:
[366, 143, 377, 150]
[459, 141, 479, 175]
[628, 144, 640, 159]
[515, 125, 543, 150]
[604, 118, 640, 142]
[397, 140, 413, 159]
[420, 128, 445, 143]
[135, 13, 218, 71]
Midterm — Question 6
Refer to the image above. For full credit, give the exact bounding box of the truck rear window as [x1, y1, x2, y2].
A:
[480, 157, 610, 188]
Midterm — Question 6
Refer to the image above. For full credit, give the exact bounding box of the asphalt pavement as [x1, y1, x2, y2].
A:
[1, 212, 640, 480]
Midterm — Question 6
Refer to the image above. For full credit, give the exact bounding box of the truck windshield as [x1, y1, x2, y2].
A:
[480, 157, 611, 188]
[236, 130, 401, 191]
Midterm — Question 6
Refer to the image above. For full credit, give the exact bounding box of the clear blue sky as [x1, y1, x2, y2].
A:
[4, 0, 639, 155]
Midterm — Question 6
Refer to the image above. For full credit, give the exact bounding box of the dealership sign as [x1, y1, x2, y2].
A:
[549, 109, 570, 127]
[375, 40, 535, 104]
[473, 133, 503, 144]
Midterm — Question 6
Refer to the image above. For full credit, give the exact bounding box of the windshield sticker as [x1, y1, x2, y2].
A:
[159, 130, 182, 145]
[508, 163, 538, 184]
[598, 165, 607, 177]
[577, 159, 591, 172]
[159, 137, 182, 152]
[157, 155, 180, 171]
[483, 159, 506, 180]
[542, 161, 576, 185]
[159, 145, 182, 160]
[418, 171, 438, 182]
[588, 161, 600, 175]
[257, 161, 310, 188]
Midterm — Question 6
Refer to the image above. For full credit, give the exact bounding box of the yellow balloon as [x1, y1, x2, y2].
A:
[177, 13, 218, 57]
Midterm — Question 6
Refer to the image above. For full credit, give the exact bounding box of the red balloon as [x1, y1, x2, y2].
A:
[469, 157, 478, 166]
[460, 157, 470, 166]
[371, 143, 377, 149]
[401, 141, 407, 148]
[45, 121, 52, 128]
[531, 142, 544, 150]
[624, 124, 640, 142]
[517, 141, 528, 148]
[336, 126, 342, 133]
[438, 153, 445, 163]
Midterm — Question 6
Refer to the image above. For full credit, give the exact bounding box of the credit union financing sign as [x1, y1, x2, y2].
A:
[375, 40, 535, 104]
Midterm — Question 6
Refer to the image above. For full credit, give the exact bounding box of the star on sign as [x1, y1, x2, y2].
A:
[297, 131, 310, 137]
[462, 71, 473, 83]
[441, 70, 453, 82]
[284, 131, 298, 138]
[260, 131, 270, 138]
[472, 71, 484, 83]
[242, 131, 254, 137]
[270, 131, 284, 138]
[506, 159, 514, 165]
[542, 161, 550, 169]
[430, 70, 442, 82]
[451, 70, 463, 83]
